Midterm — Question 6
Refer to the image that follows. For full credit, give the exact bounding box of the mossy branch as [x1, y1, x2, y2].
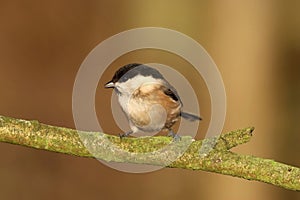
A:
[0, 115, 299, 191]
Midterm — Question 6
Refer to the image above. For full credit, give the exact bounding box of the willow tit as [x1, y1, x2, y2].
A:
[105, 63, 201, 139]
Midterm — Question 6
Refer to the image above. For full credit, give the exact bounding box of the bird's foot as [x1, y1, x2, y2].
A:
[119, 131, 133, 139]
[167, 130, 181, 141]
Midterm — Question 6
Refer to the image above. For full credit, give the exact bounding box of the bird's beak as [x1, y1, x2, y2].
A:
[105, 81, 115, 88]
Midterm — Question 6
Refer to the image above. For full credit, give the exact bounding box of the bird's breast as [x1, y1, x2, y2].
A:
[117, 83, 181, 132]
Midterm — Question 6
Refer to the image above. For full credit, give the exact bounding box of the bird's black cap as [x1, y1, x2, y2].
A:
[108, 63, 164, 84]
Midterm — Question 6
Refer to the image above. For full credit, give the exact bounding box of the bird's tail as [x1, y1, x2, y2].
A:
[180, 112, 202, 121]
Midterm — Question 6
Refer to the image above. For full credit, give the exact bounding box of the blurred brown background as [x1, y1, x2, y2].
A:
[0, 0, 299, 199]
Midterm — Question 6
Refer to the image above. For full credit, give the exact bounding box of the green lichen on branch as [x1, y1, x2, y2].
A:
[0, 115, 299, 191]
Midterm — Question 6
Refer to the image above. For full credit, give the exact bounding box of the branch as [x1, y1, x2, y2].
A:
[0, 115, 299, 191]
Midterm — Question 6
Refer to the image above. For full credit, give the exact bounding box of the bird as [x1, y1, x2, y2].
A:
[105, 63, 201, 139]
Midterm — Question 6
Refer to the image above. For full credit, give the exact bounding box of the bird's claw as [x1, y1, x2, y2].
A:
[167, 131, 181, 141]
[119, 131, 133, 139]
